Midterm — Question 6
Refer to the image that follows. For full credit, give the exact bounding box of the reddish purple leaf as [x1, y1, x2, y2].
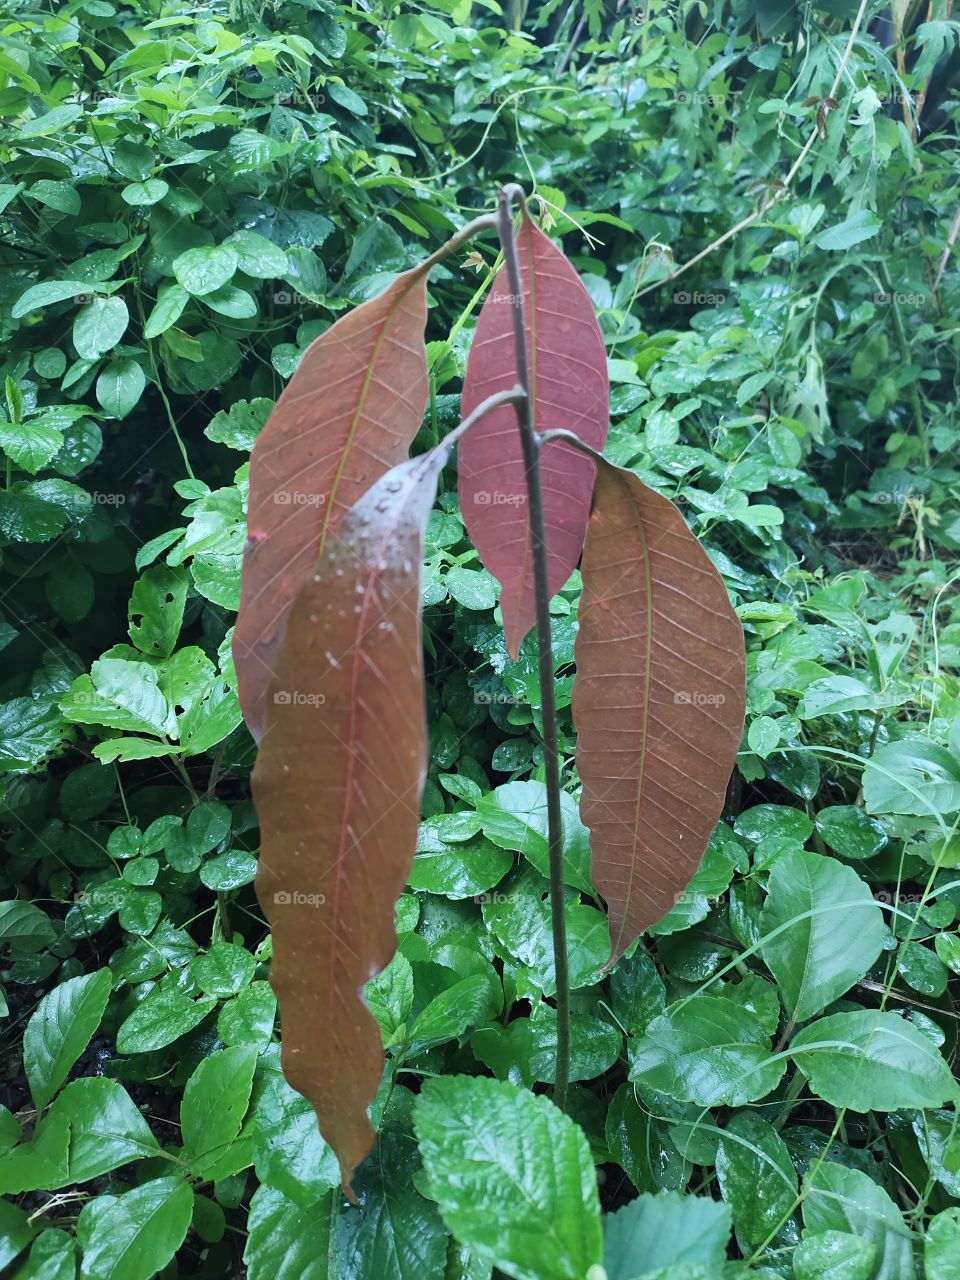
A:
[572, 456, 746, 964]
[458, 214, 608, 657]
[235, 267, 430, 741]
[252, 445, 450, 1193]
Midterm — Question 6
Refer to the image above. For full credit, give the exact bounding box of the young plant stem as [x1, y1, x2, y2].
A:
[496, 184, 570, 1110]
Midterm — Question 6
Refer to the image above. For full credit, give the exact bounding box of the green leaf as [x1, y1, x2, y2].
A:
[0, 901, 56, 951]
[925, 1208, 960, 1280]
[60, 658, 177, 737]
[411, 819, 513, 899]
[802, 1163, 914, 1280]
[226, 230, 289, 278]
[193, 942, 256, 997]
[863, 739, 960, 818]
[813, 210, 882, 250]
[73, 296, 129, 360]
[759, 849, 883, 1021]
[202, 284, 258, 318]
[173, 245, 239, 296]
[115, 984, 216, 1053]
[476, 781, 594, 893]
[77, 1177, 193, 1280]
[414, 1075, 602, 1280]
[44, 1078, 159, 1184]
[204, 397, 272, 451]
[17, 105, 83, 138]
[13, 1228, 77, 1280]
[603, 1192, 731, 1280]
[128, 565, 188, 658]
[629, 994, 785, 1106]
[798, 675, 885, 719]
[715, 1113, 796, 1247]
[790, 1009, 960, 1110]
[793, 1231, 877, 1280]
[250, 1045, 339, 1206]
[96, 359, 145, 418]
[12, 279, 93, 318]
[181, 1045, 258, 1177]
[143, 283, 190, 338]
[407, 974, 500, 1049]
[23, 969, 112, 1108]
[243, 1185, 336, 1280]
[0, 420, 64, 474]
[0, 1200, 37, 1270]
[0, 1118, 70, 1194]
[814, 805, 888, 860]
[446, 566, 498, 610]
[121, 179, 169, 205]
[342, 1132, 448, 1280]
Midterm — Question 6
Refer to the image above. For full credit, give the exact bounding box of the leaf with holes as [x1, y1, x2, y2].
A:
[572, 456, 745, 962]
[234, 266, 431, 741]
[252, 444, 451, 1192]
[457, 211, 608, 657]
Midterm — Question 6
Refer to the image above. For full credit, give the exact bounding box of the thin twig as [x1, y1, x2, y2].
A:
[497, 183, 571, 1110]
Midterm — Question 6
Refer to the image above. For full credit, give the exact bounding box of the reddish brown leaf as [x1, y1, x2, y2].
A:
[458, 213, 608, 658]
[235, 267, 430, 740]
[572, 456, 746, 964]
[251, 445, 448, 1192]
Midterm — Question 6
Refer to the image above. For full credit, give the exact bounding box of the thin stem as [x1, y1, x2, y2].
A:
[496, 184, 570, 1110]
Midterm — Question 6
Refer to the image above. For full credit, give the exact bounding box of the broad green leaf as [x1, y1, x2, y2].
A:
[759, 849, 883, 1020]
[13, 1228, 77, 1280]
[23, 968, 112, 1108]
[181, 1046, 258, 1177]
[813, 210, 882, 250]
[791, 1009, 959, 1110]
[0, 901, 56, 951]
[77, 1177, 193, 1280]
[250, 1045, 339, 1207]
[0, 1119, 69, 1194]
[193, 942, 256, 996]
[44, 1078, 159, 1184]
[115, 984, 216, 1053]
[128, 565, 188, 658]
[143, 283, 189, 338]
[202, 284, 258, 318]
[798, 675, 885, 719]
[802, 1163, 915, 1280]
[793, 1231, 877, 1280]
[814, 805, 888, 860]
[60, 658, 177, 737]
[12, 279, 93, 318]
[603, 1191, 731, 1280]
[121, 179, 168, 205]
[715, 1113, 797, 1247]
[410, 819, 513, 899]
[341, 1132, 448, 1280]
[204, 397, 272, 451]
[629, 994, 785, 1106]
[0, 1200, 36, 1270]
[863, 739, 960, 818]
[407, 974, 499, 1049]
[0, 420, 64, 474]
[73, 296, 129, 360]
[925, 1208, 960, 1280]
[414, 1075, 601, 1280]
[226, 230, 289, 278]
[476, 780, 594, 893]
[243, 1185, 336, 1280]
[173, 245, 238, 296]
[95, 359, 145, 418]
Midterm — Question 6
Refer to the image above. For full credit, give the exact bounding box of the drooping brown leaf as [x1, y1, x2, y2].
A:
[458, 212, 608, 658]
[251, 445, 449, 1192]
[571, 454, 746, 964]
[234, 267, 430, 741]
